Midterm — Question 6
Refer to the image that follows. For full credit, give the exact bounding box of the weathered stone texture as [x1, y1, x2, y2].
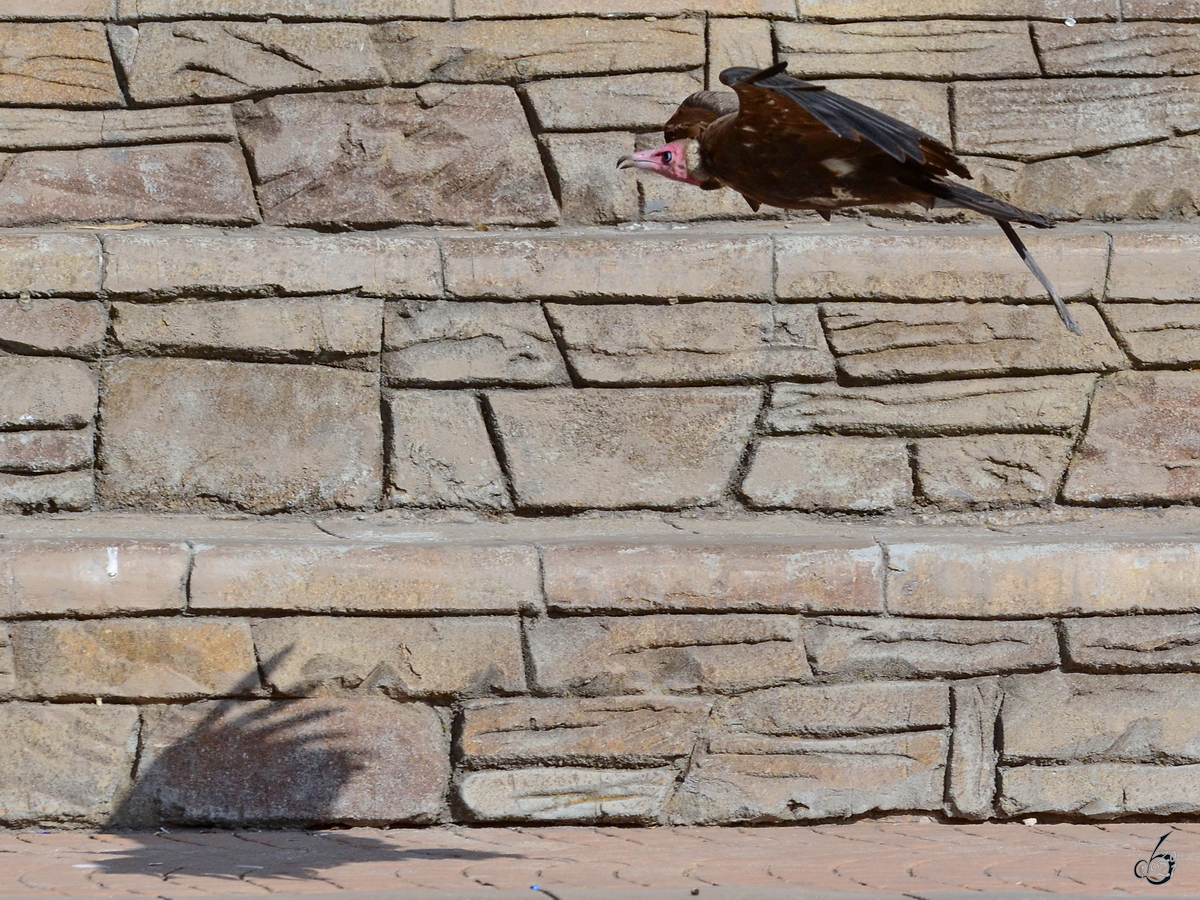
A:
[524, 71, 703, 131]
[1108, 231, 1200, 302]
[254, 616, 524, 698]
[237, 86, 558, 227]
[9, 618, 257, 700]
[0, 429, 92, 475]
[385, 390, 510, 510]
[741, 436, 911, 511]
[1105, 303, 1200, 366]
[768, 375, 1096, 436]
[777, 21, 1038, 79]
[99, 359, 382, 512]
[546, 303, 833, 386]
[0, 357, 96, 429]
[712, 682, 949, 737]
[0, 105, 236, 150]
[915, 435, 1075, 508]
[708, 17, 772, 89]
[1035, 21, 1200, 76]
[0, 298, 105, 356]
[1001, 762, 1200, 817]
[458, 767, 677, 823]
[383, 301, 567, 386]
[459, 0, 793, 14]
[117, 0, 451, 17]
[0, 472, 92, 512]
[0, 626, 13, 696]
[0, 703, 139, 825]
[0, 233, 102, 295]
[486, 387, 760, 509]
[1125, 0, 1200, 16]
[1063, 614, 1200, 672]
[948, 678, 1002, 819]
[528, 614, 809, 695]
[0, 23, 120, 108]
[541, 132, 638, 224]
[0, 0, 115, 18]
[794, 0, 1116, 19]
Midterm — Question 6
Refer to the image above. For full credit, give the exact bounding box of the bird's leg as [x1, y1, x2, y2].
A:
[996, 218, 1081, 335]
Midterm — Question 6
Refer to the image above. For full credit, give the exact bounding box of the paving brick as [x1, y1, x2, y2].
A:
[794, 0, 1116, 18]
[0, 233, 102, 295]
[1034, 21, 1200, 76]
[948, 677, 1002, 819]
[0, 105, 236, 150]
[741, 436, 911, 511]
[915, 435, 1075, 508]
[0, 430, 91, 474]
[0, 471, 92, 513]
[457, 0, 794, 17]
[712, 682, 949, 737]
[707, 17, 772, 89]
[0, 23, 120, 107]
[487, 387, 759, 509]
[117, 0, 451, 17]
[0, 298, 105, 356]
[524, 71, 704, 131]
[9, 618, 257, 700]
[0, 539, 188, 617]
[99, 359, 381, 512]
[1063, 614, 1200, 672]
[1106, 303, 1200, 366]
[541, 132, 639, 225]
[1001, 761, 1200, 817]
[190, 541, 539, 613]
[1109, 230, 1200, 301]
[457, 767, 677, 824]
[254, 616, 524, 699]
[527, 614, 809, 695]
[542, 537, 883, 614]
[0, 357, 95, 429]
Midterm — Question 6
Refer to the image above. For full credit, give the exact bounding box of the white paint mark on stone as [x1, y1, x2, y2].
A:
[106, 546, 119, 578]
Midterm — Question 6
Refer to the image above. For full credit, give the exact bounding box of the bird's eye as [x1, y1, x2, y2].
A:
[662, 151, 674, 163]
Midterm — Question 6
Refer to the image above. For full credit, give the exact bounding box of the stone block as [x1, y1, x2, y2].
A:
[120, 21, 386, 104]
[385, 390, 509, 510]
[123, 699, 448, 826]
[671, 732, 946, 824]
[0, 0, 115, 18]
[0, 105, 236, 150]
[0, 471, 92, 513]
[524, 71, 703, 131]
[1108, 230, 1200, 302]
[99, 359, 381, 512]
[805, 617, 1058, 678]
[459, 696, 709, 765]
[113, 296, 381, 366]
[948, 678, 1002, 820]
[9, 618, 257, 700]
[794, 0, 1115, 19]
[457, 767, 677, 824]
[0, 233, 102, 295]
[0, 299, 105, 356]
[708, 18, 773, 89]
[814, 79, 951, 144]
[542, 537, 883, 614]
[104, 231, 441, 298]
[777, 21, 1037, 79]
[383, 300, 567, 386]
[1063, 614, 1200, 672]
[444, 233, 772, 300]
[1106, 303, 1200, 366]
[740, 436, 911, 511]
[540, 132, 638, 225]
[775, 227, 1107, 301]
[1125, 0, 1200, 16]
[0, 429, 92, 474]
[0, 357, 95, 429]
[712, 682, 948, 738]
[237, 86, 558, 228]
[456, 0, 795, 15]
[0, 539, 188, 617]
[1035, 21, 1200, 75]
[0, 703, 139, 826]
[915, 435, 1075, 508]
[0, 23, 120, 108]
[0, 626, 13, 696]
[527, 614, 809, 695]
[190, 541, 539, 613]
[545, 302, 834, 386]
[486, 387, 759, 509]
[253, 616, 524, 698]
[376, 18, 702, 84]
[767, 374, 1096, 436]
[1000, 762, 1200, 817]
[117, 0, 451, 17]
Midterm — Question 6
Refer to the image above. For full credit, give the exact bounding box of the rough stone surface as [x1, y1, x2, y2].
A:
[237, 86, 558, 227]
[458, 0, 794, 14]
[383, 301, 567, 386]
[486, 387, 760, 509]
[915, 435, 1075, 508]
[99, 359, 381, 512]
[0, 0, 115, 18]
[0, 298, 106, 356]
[123, 699, 448, 826]
[0, 626, 13, 695]
[541, 132, 638, 225]
[117, 0, 451, 17]
[1034, 21, 1200, 76]
[9, 618, 257, 700]
[0, 429, 92, 475]
[1000, 762, 1200, 817]
[0, 233, 101, 295]
[741, 436, 911, 511]
[528, 614, 809, 695]
[0, 105, 236, 150]
[0, 703, 139, 825]
[768, 375, 1095, 436]
[120, 21, 386, 104]
[385, 390, 510, 510]
[190, 541, 539, 613]
[712, 682, 949, 737]
[459, 697, 710, 765]
[804, 617, 1058, 678]
[524, 71, 703, 131]
[0, 472, 92, 512]
[1063, 614, 1200, 672]
[794, 0, 1113, 19]
[708, 17, 773, 89]
[546, 303, 834, 386]
[1108, 230, 1200, 302]
[541, 538, 883, 614]
[0, 357, 96, 429]
[0, 23, 120, 108]
[948, 678, 1002, 819]
[253, 616, 524, 699]
[458, 768, 677, 824]
[1105, 303, 1200, 366]
[1125, 0, 1200, 16]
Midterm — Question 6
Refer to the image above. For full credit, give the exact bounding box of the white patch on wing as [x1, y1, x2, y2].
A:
[821, 157, 857, 177]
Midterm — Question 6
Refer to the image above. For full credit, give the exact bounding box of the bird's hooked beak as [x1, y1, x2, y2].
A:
[616, 149, 661, 171]
[615, 141, 700, 185]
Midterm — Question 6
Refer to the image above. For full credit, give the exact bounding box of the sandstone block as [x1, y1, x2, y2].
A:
[0, 428, 93, 474]
[1108, 230, 1200, 301]
[527, 614, 808, 695]
[0, 0, 115, 18]
[541, 132, 638, 224]
[524, 71, 703, 131]
[383, 300, 567, 386]
[708, 18, 772, 89]
[459, 696, 709, 766]
[123, 699, 448, 826]
[458, 767, 676, 824]
[456, 0, 795, 15]
[0, 703, 138, 826]
[712, 682, 948, 737]
[546, 302, 834, 386]
[0, 298, 105, 357]
[0, 357, 95, 429]
[100, 359, 381, 512]
[948, 678, 1001, 819]
[1001, 762, 1200, 817]
[794, 0, 1115, 19]
[1035, 21, 1200, 76]
[777, 21, 1037, 79]
[542, 537, 883, 614]
[237, 86, 557, 228]
[190, 541, 539, 613]
[0, 471, 92, 513]
[0, 539, 188, 617]
[0, 626, 13, 696]
[768, 374, 1096, 436]
[741, 436, 911, 511]
[915, 435, 1075, 508]
[805, 617, 1058, 678]
[1063, 614, 1200, 672]
[254, 616, 524, 699]
[117, 0, 451, 18]
[376, 18, 702, 84]
[1106, 303, 1200, 366]
[385, 390, 509, 510]
[0, 23, 120, 108]
[444, 234, 772, 300]
[10, 618, 257, 700]
[486, 387, 759, 509]
[1125, 0, 1200, 16]
[0, 105, 237, 150]
[0, 233, 101, 295]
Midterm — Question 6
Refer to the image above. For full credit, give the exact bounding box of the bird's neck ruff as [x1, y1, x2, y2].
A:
[680, 138, 710, 185]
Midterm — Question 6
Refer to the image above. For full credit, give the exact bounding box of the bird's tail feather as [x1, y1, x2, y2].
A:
[922, 177, 1051, 228]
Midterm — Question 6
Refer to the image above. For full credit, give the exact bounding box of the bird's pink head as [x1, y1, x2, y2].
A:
[616, 141, 701, 186]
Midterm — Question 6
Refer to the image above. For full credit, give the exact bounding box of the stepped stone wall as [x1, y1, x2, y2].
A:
[3, 0, 1200, 829]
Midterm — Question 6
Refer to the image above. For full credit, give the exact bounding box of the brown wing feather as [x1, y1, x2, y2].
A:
[664, 91, 739, 142]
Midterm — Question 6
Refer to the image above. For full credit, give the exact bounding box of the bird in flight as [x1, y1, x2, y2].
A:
[619, 62, 1080, 334]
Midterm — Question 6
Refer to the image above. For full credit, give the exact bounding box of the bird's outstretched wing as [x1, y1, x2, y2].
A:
[663, 90, 739, 142]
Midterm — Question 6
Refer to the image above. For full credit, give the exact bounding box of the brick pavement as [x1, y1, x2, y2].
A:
[1, 824, 1197, 899]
